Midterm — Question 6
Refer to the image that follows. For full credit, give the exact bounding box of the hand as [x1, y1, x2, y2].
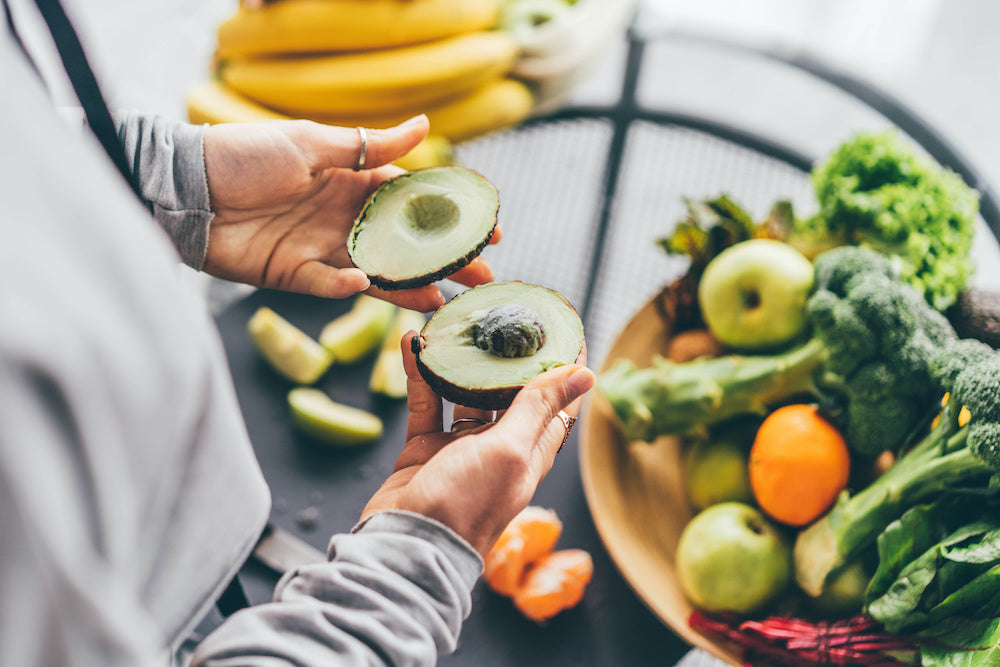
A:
[361, 332, 595, 556]
[201, 116, 499, 312]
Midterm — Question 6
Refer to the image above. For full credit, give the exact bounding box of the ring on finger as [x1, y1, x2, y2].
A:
[451, 417, 489, 431]
[354, 126, 368, 172]
[556, 409, 577, 453]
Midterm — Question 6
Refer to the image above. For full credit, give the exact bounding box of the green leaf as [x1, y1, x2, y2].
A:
[866, 502, 954, 604]
[919, 616, 1000, 666]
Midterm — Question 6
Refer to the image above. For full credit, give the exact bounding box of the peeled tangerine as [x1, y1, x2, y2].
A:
[483, 506, 593, 622]
[513, 549, 594, 623]
[484, 506, 563, 596]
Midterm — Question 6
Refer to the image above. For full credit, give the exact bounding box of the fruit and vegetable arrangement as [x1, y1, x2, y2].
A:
[599, 130, 1000, 665]
[186, 0, 607, 170]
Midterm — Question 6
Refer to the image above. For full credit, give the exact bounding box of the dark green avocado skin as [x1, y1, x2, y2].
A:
[949, 288, 1000, 349]
[367, 224, 496, 291]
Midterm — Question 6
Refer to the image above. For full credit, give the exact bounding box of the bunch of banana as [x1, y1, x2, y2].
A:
[188, 0, 541, 169]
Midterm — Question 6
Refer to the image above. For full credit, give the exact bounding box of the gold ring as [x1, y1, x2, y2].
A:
[451, 417, 488, 431]
[556, 410, 576, 453]
[354, 126, 368, 171]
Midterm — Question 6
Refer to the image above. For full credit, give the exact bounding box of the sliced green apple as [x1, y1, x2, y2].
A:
[348, 166, 499, 290]
[319, 295, 397, 364]
[287, 388, 383, 446]
[247, 307, 333, 384]
[369, 308, 428, 398]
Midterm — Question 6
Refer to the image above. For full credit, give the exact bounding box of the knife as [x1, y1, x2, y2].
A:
[252, 523, 327, 573]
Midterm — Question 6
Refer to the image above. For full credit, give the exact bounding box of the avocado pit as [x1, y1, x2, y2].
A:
[413, 281, 585, 410]
[471, 304, 546, 358]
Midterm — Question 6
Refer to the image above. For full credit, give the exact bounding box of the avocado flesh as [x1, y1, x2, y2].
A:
[349, 166, 499, 289]
[416, 282, 584, 408]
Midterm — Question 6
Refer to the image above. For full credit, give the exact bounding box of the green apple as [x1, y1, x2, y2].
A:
[319, 295, 397, 365]
[288, 388, 383, 446]
[676, 501, 792, 615]
[698, 239, 814, 351]
[683, 419, 758, 511]
[247, 307, 333, 385]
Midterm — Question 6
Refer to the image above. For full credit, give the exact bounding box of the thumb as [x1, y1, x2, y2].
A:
[492, 364, 595, 456]
[304, 115, 430, 172]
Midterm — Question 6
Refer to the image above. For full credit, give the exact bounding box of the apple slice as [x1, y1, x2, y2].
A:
[247, 307, 333, 384]
[287, 388, 383, 446]
[319, 295, 397, 364]
[369, 308, 428, 398]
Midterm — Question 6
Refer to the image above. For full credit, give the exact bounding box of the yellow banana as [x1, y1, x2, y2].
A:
[185, 79, 454, 170]
[394, 135, 455, 171]
[216, 0, 502, 59]
[218, 31, 520, 116]
[186, 79, 290, 125]
[308, 78, 535, 143]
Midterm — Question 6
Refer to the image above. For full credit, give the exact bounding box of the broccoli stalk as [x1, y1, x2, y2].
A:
[599, 247, 955, 454]
[794, 342, 1000, 598]
[600, 338, 824, 442]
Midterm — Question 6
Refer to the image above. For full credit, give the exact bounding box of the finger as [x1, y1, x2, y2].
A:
[402, 331, 443, 439]
[492, 363, 595, 464]
[488, 225, 502, 245]
[446, 257, 494, 288]
[303, 116, 430, 172]
[451, 404, 494, 433]
[365, 284, 445, 313]
[286, 261, 371, 298]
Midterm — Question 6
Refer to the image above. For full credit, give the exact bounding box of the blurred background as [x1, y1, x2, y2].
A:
[15, 0, 999, 303]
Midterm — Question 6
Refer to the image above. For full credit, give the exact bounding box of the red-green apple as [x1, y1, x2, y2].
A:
[698, 239, 814, 350]
[675, 501, 792, 614]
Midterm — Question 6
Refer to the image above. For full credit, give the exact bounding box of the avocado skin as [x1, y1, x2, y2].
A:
[367, 223, 496, 291]
[410, 329, 520, 409]
[948, 288, 1000, 349]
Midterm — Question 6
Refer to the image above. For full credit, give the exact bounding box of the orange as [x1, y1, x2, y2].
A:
[484, 506, 562, 596]
[748, 404, 850, 527]
[513, 549, 594, 622]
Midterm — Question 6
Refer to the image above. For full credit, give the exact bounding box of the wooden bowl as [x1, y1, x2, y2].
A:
[579, 295, 744, 666]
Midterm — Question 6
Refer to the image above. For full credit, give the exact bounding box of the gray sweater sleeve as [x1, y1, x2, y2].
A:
[190, 511, 485, 667]
[115, 111, 214, 270]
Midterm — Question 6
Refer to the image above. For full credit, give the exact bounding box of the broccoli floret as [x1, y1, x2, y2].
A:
[795, 341, 1000, 598]
[600, 247, 954, 455]
[804, 131, 979, 311]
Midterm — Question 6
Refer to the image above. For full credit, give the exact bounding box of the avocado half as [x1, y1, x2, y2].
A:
[348, 166, 499, 290]
[412, 281, 585, 410]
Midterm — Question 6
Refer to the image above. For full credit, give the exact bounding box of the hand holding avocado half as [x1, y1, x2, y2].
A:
[201, 115, 499, 312]
[361, 330, 594, 557]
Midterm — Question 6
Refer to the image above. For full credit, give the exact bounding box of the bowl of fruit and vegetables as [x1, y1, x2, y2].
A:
[581, 130, 1000, 667]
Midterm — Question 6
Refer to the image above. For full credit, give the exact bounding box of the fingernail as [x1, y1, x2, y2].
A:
[565, 367, 595, 399]
[401, 114, 428, 128]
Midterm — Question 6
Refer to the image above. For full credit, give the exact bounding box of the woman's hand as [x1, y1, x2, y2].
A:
[362, 332, 595, 557]
[202, 116, 498, 312]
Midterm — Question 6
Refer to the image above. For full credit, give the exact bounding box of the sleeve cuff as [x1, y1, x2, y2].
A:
[348, 510, 485, 592]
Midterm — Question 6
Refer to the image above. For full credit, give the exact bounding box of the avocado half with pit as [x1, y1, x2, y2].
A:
[412, 281, 585, 410]
[348, 166, 499, 290]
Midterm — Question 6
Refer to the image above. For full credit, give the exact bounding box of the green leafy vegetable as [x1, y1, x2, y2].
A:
[793, 331, 1000, 599]
[794, 131, 979, 311]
